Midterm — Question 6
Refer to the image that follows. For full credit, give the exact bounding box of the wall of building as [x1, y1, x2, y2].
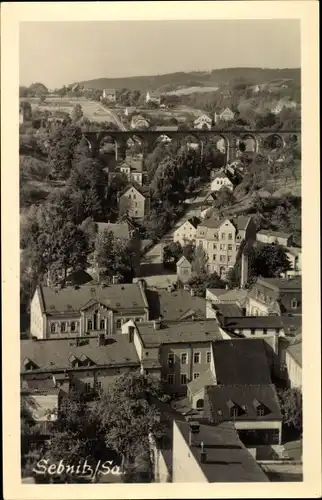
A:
[210, 177, 233, 192]
[30, 289, 46, 339]
[119, 188, 145, 219]
[285, 352, 302, 390]
[235, 420, 282, 445]
[173, 222, 197, 246]
[172, 422, 208, 482]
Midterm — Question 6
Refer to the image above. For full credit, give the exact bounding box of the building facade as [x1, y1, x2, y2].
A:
[102, 89, 116, 102]
[193, 115, 212, 130]
[214, 107, 235, 124]
[246, 277, 302, 316]
[256, 230, 293, 247]
[173, 217, 200, 246]
[119, 185, 150, 219]
[210, 172, 234, 192]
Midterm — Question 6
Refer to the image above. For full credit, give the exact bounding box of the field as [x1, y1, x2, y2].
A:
[20, 97, 116, 123]
[163, 86, 219, 96]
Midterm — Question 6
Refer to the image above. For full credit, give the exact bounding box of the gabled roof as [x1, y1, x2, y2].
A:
[120, 181, 151, 199]
[175, 420, 269, 482]
[204, 384, 282, 422]
[212, 303, 243, 317]
[187, 368, 216, 396]
[145, 288, 204, 321]
[220, 314, 301, 331]
[21, 336, 140, 373]
[207, 288, 248, 306]
[212, 339, 272, 385]
[176, 256, 192, 267]
[37, 282, 148, 314]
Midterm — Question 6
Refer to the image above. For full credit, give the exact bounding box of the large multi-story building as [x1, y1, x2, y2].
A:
[30, 282, 149, 339]
[246, 276, 302, 316]
[118, 184, 151, 219]
[195, 215, 257, 278]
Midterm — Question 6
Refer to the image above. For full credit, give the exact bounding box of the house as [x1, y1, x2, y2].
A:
[122, 318, 235, 392]
[204, 384, 283, 445]
[256, 229, 293, 247]
[21, 384, 61, 435]
[282, 247, 302, 278]
[118, 184, 150, 219]
[285, 337, 302, 390]
[21, 335, 141, 397]
[130, 115, 150, 130]
[195, 216, 257, 278]
[173, 217, 200, 246]
[119, 159, 145, 186]
[252, 85, 261, 93]
[246, 276, 302, 316]
[210, 171, 234, 192]
[214, 107, 235, 124]
[29, 281, 149, 339]
[272, 98, 297, 115]
[206, 288, 248, 318]
[145, 90, 161, 105]
[187, 338, 272, 411]
[199, 192, 217, 219]
[145, 288, 206, 322]
[172, 420, 268, 482]
[176, 256, 192, 284]
[193, 115, 212, 130]
[102, 89, 116, 102]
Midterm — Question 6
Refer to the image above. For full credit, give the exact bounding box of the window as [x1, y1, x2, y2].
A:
[228, 233, 233, 240]
[221, 233, 225, 240]
[70, 322, 76, 332]
[133, 194, 136, 200]
[213, 254, 216, 261]
[257, 407, 265, 417]
[60, 322, 66, 333]
[50, 323, 56, 334]
[100, 319, 105, 330]
[193, 373, 200, 380]
[250, 329, 255, 336]
[116, 319, 122, 329]
[291, 298, 298, 309]
[128, 194, 131, 199]
[180, 373, 187, 385]
[213, 243, 217, 250]
[85, 383, 91, 393]
[228, 244, 233, 251]
[167, 374, 174, 385]
[196, 399, 204, 410]
[87, 320, 93, 331]
[228, 256, 232, 263]
[95, 381, 102, 392]
[220, 255, 225, 262]
[220, 244, 226, 250]
[135, 202, 138, 207]
[206, 351, 211, 363]
[168, 353, 175, 366]
[180, 353, 188, 365]
[193, 352, 200, 364]
[135, 318, 140, 322]
[230, 406, 239, 418]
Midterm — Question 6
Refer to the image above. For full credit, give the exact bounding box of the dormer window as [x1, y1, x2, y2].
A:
[23, 358, 36, 371]
[257, 406, 265, 417]
[69, 355, 80, 368]
[230, 406, 239, 418]
[291, 298, 298, 309]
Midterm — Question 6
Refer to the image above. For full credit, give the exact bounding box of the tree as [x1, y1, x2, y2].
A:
[72, 104, 84, 123]
[93, 229, 135, 283]
[47, 123, 82, 179]
[93, 372, 165, 480]
[188, 271, 226, 298]
[163, 241, 183, 264]
[213, 187, 236, 210]
[277, 387, 302, 435]
[191, 245, 208, 276]
[28, 82, 48, 97]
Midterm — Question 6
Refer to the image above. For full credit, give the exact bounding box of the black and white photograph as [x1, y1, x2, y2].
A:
[1, 2, 320, 498]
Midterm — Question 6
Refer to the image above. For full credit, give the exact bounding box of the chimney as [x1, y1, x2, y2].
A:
[128, 326, 135, 343]
[200, 441, 207, 463]
[240, 251, 249, 289]
[188, 421, 200, 446]
[153, 320, 161, 330]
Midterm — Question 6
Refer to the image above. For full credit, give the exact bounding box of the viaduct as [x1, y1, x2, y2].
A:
[82, 129, 300, 164]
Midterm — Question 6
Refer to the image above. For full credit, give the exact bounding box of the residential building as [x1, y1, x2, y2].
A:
[176, 256, 193, 284]
[122, 318, 234, 392]
[21, 335, 141, 396]
[29, 282, 149, 339]
[199, 192, 216, 219]
[119, 159, 145, 186]
[214, 108, 235, 124]
[130, 115, 150, 130]
[210, 171, 234, 192]
[195, 216, 257, 278]
[102, 89, 116, 102]
[173, 217, 201, 246]
[172, 420, 269, 482]
[204, 384, 283, 445]
[193, 115, 212, 130]
[246, 276, 302, 316]
[206, 288, 248, 318]
[146, 288, 206, 322]
[145, 91, 161, 105]
[272, 98, 297, 115]
[283, 247, 302, 278]
[285, 337, 302, 390]
[256, 229, 293, 247]
[118, 184, 150, 219]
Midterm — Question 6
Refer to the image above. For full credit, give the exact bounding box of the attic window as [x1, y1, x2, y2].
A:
[230, 406, 239, 418]
[116, 302, 121, 307]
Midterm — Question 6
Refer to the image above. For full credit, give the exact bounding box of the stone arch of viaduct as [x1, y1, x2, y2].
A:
[82, 129, 300, 164]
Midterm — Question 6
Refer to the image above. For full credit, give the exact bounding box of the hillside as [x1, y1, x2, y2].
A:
[74, 67, 300, 92]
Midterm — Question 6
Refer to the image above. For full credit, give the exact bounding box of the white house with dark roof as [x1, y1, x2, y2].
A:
[119, 184, 150, 219]
[210, 171, 234, 192]
[102, 89, 116, 102]
[173, 217, 201, 246]
[214, 107, 235, 124]
[29, 282, 149, 339]
[193, 114, 212, 130]
[145, 90, 161, 105]
[195, 216, 257, 278]
[256, 229, 293, 247]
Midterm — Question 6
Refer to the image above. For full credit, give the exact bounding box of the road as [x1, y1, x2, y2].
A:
[98, 104, 127, 131]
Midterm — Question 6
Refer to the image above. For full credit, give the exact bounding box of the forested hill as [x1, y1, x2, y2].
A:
[74, 67, 300, 92]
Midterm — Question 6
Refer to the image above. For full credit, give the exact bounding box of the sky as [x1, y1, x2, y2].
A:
[19, 20, 301, 89]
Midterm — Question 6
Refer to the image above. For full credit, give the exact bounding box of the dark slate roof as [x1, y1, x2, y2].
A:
[254, 276, 302, 292]
[220, 315, 301, 331]
[38, 282, 148, 314]
[145, 288, 206, 321]
[21, 336, 140, 373]
[212, 303, 243, 317]
[175, 421, 269, 482]
[212, 339, 272, 385]
[136, 319, 227, 348]
[204, 384, 282, 422]
[198, 215, 251, 232]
